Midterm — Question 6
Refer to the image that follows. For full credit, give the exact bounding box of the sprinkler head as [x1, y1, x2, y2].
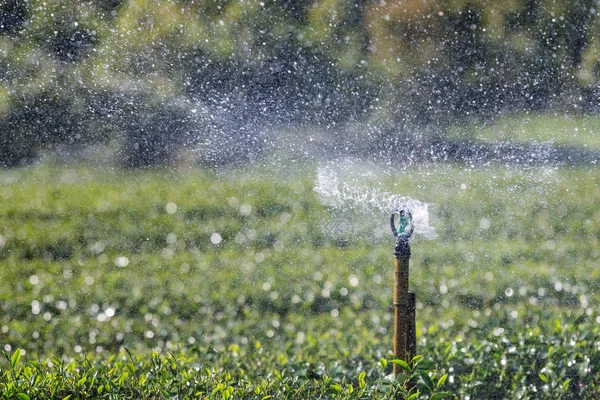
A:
[391, 208, 414, 239]
[390, 208, 414, 258]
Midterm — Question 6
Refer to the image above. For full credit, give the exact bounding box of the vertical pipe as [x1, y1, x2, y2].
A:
[391, 210, 415, 377]
[408, 292, 416, 359]
[393, 250, 410, 376]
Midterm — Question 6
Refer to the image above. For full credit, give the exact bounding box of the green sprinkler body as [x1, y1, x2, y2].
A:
[396, 214, 411, 237]
[390, 208, 414, 257]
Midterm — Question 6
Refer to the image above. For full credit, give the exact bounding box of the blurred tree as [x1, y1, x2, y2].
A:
[94, 0, 128, 13]
[120, 94, 204, 168]
[0, 0, 28, 35]
[365, 0, 598, 127]
[0, 0, 113, 166]
[1, 0, 599, 167]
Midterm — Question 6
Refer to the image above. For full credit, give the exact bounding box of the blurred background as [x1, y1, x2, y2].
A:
[2, 0, 600, 168]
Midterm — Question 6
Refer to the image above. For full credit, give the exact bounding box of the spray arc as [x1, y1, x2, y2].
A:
[390, 208, 416, 376]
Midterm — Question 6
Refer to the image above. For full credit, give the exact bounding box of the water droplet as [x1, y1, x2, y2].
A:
[31, 300, 40, 315]
[115, 256, 129, 267]
[279, 212, 291, 223]
[554, 281, 563, 292]
[479, 218, 490, 230]
[210, 233, 222, 244]
[273, 240, 284, 252]
[234, 232, 247, 244]
[165, 202, 177, 214]
[240, 204, 252, 216]
[91, 241, 105, 255]
[166, 233, 177, 244]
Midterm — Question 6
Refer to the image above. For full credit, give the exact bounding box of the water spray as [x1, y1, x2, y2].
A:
[390, 208, 416, 375]
[313, 161, 433, 374]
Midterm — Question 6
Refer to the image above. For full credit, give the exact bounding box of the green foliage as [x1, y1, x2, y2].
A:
[449, 113, 600, 149]
[0, 162, 599, 397]
[0, 347, 454, 399]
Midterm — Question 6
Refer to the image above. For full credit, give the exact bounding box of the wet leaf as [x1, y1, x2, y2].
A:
[11, 349, 21, 369]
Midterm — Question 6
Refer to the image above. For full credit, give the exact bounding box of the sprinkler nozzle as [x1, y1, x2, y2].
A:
[391, 208, 414, 239]
[391, 208, 414, 258]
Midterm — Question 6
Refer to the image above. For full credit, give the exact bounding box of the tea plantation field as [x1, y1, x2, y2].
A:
[1, 161, 600, 399]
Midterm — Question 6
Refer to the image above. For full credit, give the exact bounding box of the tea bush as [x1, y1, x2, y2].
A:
[0, 162, 599, 398]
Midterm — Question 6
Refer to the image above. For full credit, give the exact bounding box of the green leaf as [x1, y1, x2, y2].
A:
[126, 363, 136, 374]
[437, 374, 448, 388]
[562, 379, 571, 391]
[390, 359, 409, 371]
[411, 355, 424, 364]
[419, 371, 434, 392]
[358, 371, 366, 389]
[539, 373, 548, 383]
[395, 373, 410, 384]
[430, 391, 456, 400]
[379, 358, 387, 368]
[117, 371, 129, 385]
[11, 349, 21, 369]
[407, 392, 420, 400]
[66, 360, 75, 373]
[553, 319, 562, 332]
[330, 383, 343, 392]
[16, 394, 30, 400]
[415, 359, 436, 370]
